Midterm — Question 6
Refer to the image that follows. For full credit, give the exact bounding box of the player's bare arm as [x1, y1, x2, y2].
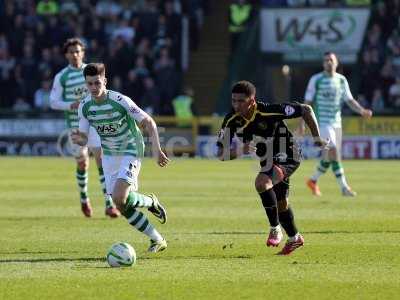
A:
[140, 116, 170, 167]
[346, 99, 373, 118]
[71, 129, 88, 146]
[297, 100, 312, 136]
[300, 104, 327, 148]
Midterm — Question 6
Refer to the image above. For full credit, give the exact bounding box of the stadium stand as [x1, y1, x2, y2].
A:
[257, 0, 400, 114]
[0, 0, 208, 115]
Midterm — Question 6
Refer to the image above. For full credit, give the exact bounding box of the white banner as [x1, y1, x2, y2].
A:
[260, 8, 370, 62]
[195, 135, 400, 160]
[0, 119, 66, 137]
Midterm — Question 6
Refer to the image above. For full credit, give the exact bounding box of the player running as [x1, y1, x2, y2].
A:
[50, 38, 119, 218]
[71, 63, 169, 253]
[217, 80, 327, 255]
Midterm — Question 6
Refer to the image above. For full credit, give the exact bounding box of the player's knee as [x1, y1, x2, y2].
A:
[77, 158, 88, 170]
[90, 147, 102, 165]
[328, 148, 338, 159]
[255, 177, 273, 192]
[272, 165, 285, 184]
[278, 198, 289, 212]
[114, 200, 125, 212]
[112, 191, 127, 210]
[112, 194, 126, 211]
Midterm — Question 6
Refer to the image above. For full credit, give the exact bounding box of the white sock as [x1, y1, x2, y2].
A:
[271, 225, 281, 232]
[288, 233, 300, 242]
[310, 160, 330, 181]
[310, 171, 324, 182]
[143, 226, 163, 242]
[334, 171, 349, 189]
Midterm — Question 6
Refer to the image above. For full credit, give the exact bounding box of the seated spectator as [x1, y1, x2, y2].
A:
[0, 0, 186, 115]
[111, 75, 123, 91]
[154, 47, 180, 114]
[95, 0, 122, 17]
[34, 80, 52, 111]
[370, 1, 396, 41]
[261, 0, 287, 7]
[379, 59, 395, 103]
[286, 0, 306, 7]
[86, 39, 105, 62]
[135, 37, 153, 64]
[389, 77, 400, 108]
[387, 29, 400, 57]
[309, 0, 327, 6]
[328, 0, 344, 6]
[123, 70, 144, 105]
[359, 48, 380, 102]
[0, 48, 16, 107]
[112, 19, 135, 44]
[12, 98, 31, 112]
[370, 89, 386, 113]
[365, 24, 385, 64]
[59, 1, 79, 15]
[38, 48, 53, 74]
[357, 94, 370, 108]
[0, 33, 8, 51]
[141, 77, 161, 115]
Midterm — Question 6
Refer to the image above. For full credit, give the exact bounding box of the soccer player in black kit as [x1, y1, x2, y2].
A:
[217, 81, 327, 255]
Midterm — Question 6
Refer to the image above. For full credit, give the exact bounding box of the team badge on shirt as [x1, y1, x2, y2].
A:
[284, 105, 295, 116]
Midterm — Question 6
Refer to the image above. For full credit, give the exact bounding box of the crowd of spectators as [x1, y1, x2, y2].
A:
[261, 0, 400, 113]
[261, 0, 370, 7]
[0, 0, 208, 115]
[358, 0, 400, 113]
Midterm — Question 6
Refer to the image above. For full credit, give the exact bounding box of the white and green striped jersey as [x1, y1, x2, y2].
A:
[78, 90, 147, 157]
[305, 72, 353, 128]
[50, 64, 88, 128]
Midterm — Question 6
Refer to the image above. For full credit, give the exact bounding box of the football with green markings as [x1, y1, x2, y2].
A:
[106, 242, 136, 267]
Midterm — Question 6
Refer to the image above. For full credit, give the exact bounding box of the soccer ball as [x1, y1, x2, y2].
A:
[106, 242, 136, 267]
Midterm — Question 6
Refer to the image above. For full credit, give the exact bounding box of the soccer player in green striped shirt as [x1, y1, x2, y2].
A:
[71, 63, 170, 253]
[298, 52, 372, 197]
[50, 38, 119, 218]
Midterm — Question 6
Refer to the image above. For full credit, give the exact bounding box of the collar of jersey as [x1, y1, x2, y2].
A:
[68, 64, 84, 71]
[91, 90, 109, 105]
[239, 102, 258, 128]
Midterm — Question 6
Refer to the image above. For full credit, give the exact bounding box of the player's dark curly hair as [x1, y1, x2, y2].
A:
[62, 38, 85, 54]
[231, 80, 256, 97]
[83, 63, 105, 78]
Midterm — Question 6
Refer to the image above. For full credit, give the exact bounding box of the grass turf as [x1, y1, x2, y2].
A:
[0, 157, 399, 299]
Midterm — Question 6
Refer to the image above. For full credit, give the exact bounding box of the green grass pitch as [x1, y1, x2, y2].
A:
[0, 157, 399, 299]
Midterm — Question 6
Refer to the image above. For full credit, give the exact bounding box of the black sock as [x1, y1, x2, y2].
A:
[259, 189, 279, 227]
[279, 206, 298, 237]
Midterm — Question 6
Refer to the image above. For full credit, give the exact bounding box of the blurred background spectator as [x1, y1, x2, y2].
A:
[0, 0, 208, 116]
[2, 0, 400, 115]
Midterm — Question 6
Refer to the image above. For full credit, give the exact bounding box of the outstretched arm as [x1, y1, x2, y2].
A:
[346, 99, 373, 118]
[300, 104, 327, 148]
[297, 100, 313, 135]
[140, 116, 170, 167]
